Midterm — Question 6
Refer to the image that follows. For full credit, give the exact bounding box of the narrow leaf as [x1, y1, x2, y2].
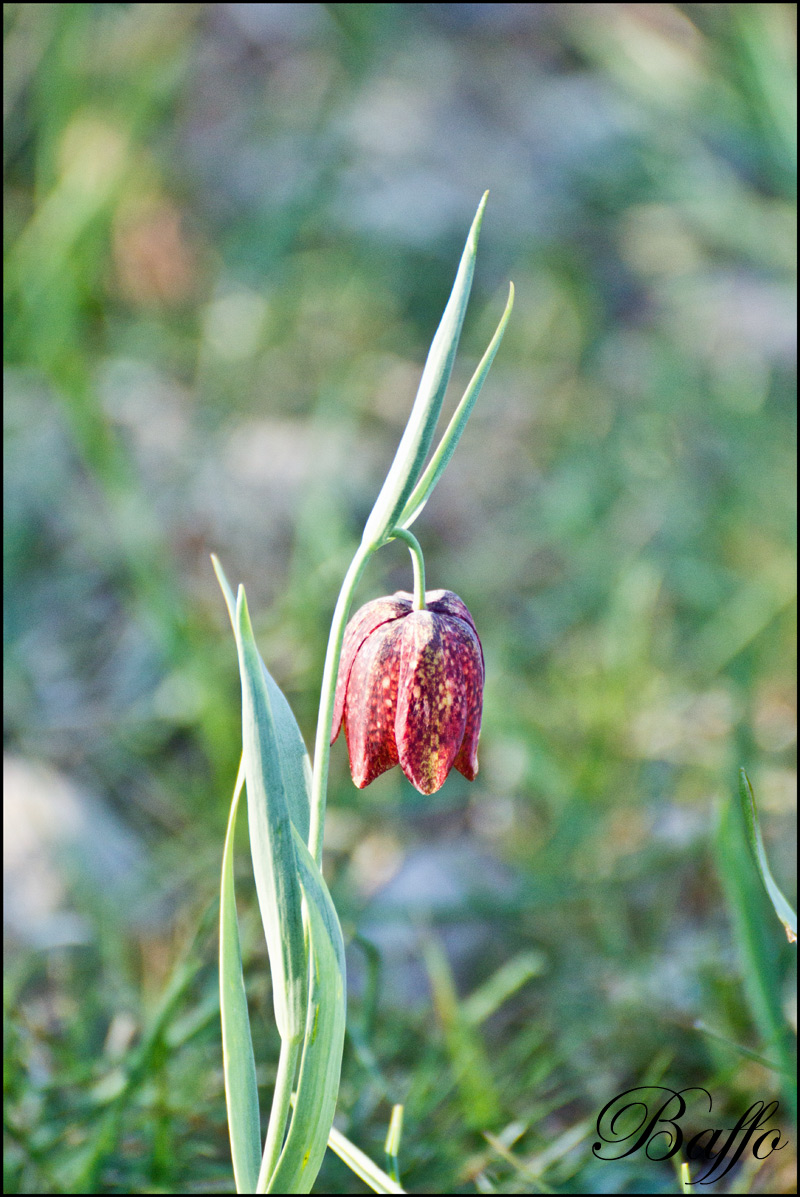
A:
[460, 946, 543, 1028]
[692, 1019, 791, 1075]
[328, 1124, 406, 1194]
[236, 587, 308, 1043]
[362, 192, 489, 548]
[739, 768, 797, 943]
[260, 665, 311, 845]
[212, 552, 237, 629]
[421, 932, 501, 1131]
[213, 554, 311, 841]
[265, 828, 346, 1193]
[384, 1104, 404, 1188]
[715, 790, 795, 1113]
[399, 281, 514, 530]
[220, 756, 262, 1194]
[680, 1160, 693, 1194]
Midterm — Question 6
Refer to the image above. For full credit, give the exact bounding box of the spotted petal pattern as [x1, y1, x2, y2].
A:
[332, 589, 484, 794]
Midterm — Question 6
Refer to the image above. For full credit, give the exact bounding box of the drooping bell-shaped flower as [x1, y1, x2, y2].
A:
[331, 589, 484, 795]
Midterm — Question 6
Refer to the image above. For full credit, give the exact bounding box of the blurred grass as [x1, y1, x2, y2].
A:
[3, 4, 796, 1194]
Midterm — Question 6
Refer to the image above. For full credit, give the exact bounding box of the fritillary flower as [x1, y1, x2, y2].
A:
[332, 590, 484, 795]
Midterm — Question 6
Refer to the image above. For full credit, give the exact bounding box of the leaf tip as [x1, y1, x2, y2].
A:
[236, 584, 248, 626]
[470, 191, 490, 243]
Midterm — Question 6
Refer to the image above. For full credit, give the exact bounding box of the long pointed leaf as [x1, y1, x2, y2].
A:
[236, 587, 308, 1043]
[212, 552, 237, 629]
[739, 768, 797, 942]
[213, 555, 311, 842]
[220, 756, 262, 1194]
[265, 828, 346, 1193]
[715, 788, 795, 1119]
[327, 1125, 406, 1194]
[362, 192, 488, 548]
[399, 282, 514, 530]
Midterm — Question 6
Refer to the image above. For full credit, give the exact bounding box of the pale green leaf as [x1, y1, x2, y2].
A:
[219, 756, 261, 1195]
[399, 281, 514, 530]
[383, 1104, 404, 1189]
[459, 946, 544, 1028]
[362, 192, 488, 548]
[236, 587, 308, 1043]
[211, 552, 237, 629]
[265, 828, 346, 1193]
[739, 768, 797, 943]
[213, 554, 311, 842]
[328, 1124, 406, 1194]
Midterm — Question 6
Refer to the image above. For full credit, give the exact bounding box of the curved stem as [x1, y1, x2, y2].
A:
[257, 1037, 301, 1192]
[389, 527, 426, 610]
[308, 542, 373, 865]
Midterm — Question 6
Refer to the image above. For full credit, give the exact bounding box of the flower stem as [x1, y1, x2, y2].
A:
[308, 528, 426, 865]
[308, 542, 373, 865]
[390, 527, 426, 610]
[257, 1037, 300, 1191]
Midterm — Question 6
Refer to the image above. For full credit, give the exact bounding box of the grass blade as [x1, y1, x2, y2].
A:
[421, 932, 502, 1131]
[715, 786, 796, 1120]
[459, 948, 544, 1028]
[692, 1020, 792, 1076]
[738, 768, 797, 943]
[220, 756, 262, 1194]
[384, 1104, 404, 1188]
[328, 1123, 406, 1194]
[399, 281, 514, 530]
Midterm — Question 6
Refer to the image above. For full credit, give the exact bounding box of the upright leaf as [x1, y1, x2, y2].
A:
[236, 587, 308, 1043]
[219, 757, 261, 1194]
[266, 829, 347, 1193]
[739, 768, 797, 943]
[362, 192, 488, 548]
[213, 554, 311, 841]
[399, 282, 514, 530]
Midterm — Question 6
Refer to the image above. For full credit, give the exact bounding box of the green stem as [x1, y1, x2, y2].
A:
[308, 528, 428, 864]
[258, 1038, 301, 1192]
[389, 527, 426, 610]
[308, 542, 373, 865]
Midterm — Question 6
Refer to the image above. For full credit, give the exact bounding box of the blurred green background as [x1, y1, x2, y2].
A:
[4, 4, 796, 1193]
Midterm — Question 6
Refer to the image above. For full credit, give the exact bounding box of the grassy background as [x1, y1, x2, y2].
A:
[4, 4, 796, 1193]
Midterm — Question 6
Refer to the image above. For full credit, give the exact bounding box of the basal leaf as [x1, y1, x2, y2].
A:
[265, 828, 346, 1193]
[219, 757, 261, 1194]
[236, 587, 308, 1044]
[213, 554, 311, 841]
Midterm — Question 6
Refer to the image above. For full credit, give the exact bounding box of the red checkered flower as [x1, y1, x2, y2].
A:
[331, 589, 484, 795]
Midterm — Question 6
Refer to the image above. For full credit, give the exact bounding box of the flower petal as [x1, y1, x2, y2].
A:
[392, 589, 480, 640]
[450, 621, 483, 780]
[331, 595, 410, 744]
[395, 611, 469, 794]
[426, 590, 481, 641]
[343, 618, 404, 787]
